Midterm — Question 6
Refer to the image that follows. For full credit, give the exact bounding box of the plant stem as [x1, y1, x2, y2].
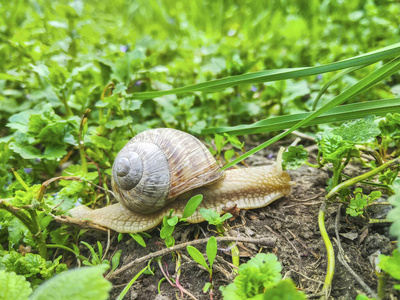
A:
[327, 158, 400, 200]
[46, 244, 85, 259]
[305, 161, 320, 168]
[28, 210, 48, 259]
[318, 202, 335, 299]
[79, 148, 88, 173]
[12, 168, 29, 191]
[117, 264, 150, 300]
[377, 271, 388, 299]
[0, 200, 48, 259]
[368, 218, 392, 224]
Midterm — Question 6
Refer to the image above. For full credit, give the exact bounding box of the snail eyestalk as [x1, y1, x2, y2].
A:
[275, 147, 285, 175]
[290, 137, 301, 147]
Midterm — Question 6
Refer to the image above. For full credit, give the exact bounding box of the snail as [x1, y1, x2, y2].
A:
[69, 128, 292, 233]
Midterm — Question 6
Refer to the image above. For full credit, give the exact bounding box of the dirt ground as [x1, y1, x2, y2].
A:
[85, 161, 398, 300]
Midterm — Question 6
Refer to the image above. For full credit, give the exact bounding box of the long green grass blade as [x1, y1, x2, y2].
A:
[312, 64, 368, 110]
[129, 43, 400, 100]
[221, 56, 400, 170]
[203, 98, 400, 136]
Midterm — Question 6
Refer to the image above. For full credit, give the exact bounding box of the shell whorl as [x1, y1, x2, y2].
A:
[111, 128, 224, 214]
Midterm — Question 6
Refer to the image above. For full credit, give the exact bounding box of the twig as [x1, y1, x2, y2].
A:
[289, 268, 324, 285]
[102, 229, 111, 261]
[279, 230, 302, 270]
[291, 192, 325, 202]
[292, 130, 316, 141]
[334, 205, 378, 298]
[283, 201, 322, 208]
[287, 229, 319, 259]
[106, 236, 276, 280]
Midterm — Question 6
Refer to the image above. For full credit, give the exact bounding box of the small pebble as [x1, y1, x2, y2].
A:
[259, 212, 266, 220]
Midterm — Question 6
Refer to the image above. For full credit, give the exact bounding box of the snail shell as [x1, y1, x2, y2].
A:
[111, 128, 224, 214]
[70, 129, 292, 233]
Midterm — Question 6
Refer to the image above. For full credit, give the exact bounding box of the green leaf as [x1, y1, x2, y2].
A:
[160, 223, 175, 239]
[167, 216, 179, 226]
[80, 241, 101, 265]
[379, 249, 400, 281]
[164, 234, 175, 248]
[30, 265, 111, 300]
[199, 208, 232, 226]
[356, 295, 378, 300]
[331, 115, 380, 143]
[0, 270, 32, 300]
[105, 116, 133, 129]
[203, 282, 212, 293]
[206, 236, 217, 269]
[388, 186, 400, 251]
[182, 195, 203, 219]
[11, 185, 40, 207]
[199, 208, 220, 224]
[129, 233, 146, 247]
[379, 113, 400, 139]
[89, 135, 112, 150]
[187, 245, 209, 270]
[220, 253, 282, 299]
[111, 250, 122, 273]
[316, 130, 354, 163]
[262, 279, 306, 300]
[282, 146, 309, 170]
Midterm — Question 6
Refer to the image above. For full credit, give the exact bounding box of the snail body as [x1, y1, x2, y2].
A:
[69, 128, 292, 233]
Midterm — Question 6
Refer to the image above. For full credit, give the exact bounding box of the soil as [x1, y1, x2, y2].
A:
[83, 162, 399, 300]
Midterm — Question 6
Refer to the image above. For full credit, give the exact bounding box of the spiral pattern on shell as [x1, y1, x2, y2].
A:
[111, 128, 225, 214]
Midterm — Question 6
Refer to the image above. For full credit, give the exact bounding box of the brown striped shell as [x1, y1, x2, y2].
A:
[111, 128, 225, 214]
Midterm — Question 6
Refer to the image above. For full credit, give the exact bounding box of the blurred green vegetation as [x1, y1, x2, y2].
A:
[0, 0, 399, 206]
[1, 0, 399, 133]
[1, 1, 400, 295]
[0, 0, 399, 210]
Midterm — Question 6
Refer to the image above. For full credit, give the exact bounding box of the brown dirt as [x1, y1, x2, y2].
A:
[85, 164, 398, 300]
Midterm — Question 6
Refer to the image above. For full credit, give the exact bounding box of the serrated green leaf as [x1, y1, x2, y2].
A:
[221, 253, 282, 299]
[11, 185, 40, 207]
[0, 270, 32, 300]
[331, 115, 380, 143]
[9, 142, 41, 159]
[262, 279, 306, 300]
[199, 208, 220, 224]
[30, 265, 111, 300]
[379, 249, 400, 280]
[89, 135, 112, 150]
[105, 116, 133, 129]
[282, 145, 309, 170]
